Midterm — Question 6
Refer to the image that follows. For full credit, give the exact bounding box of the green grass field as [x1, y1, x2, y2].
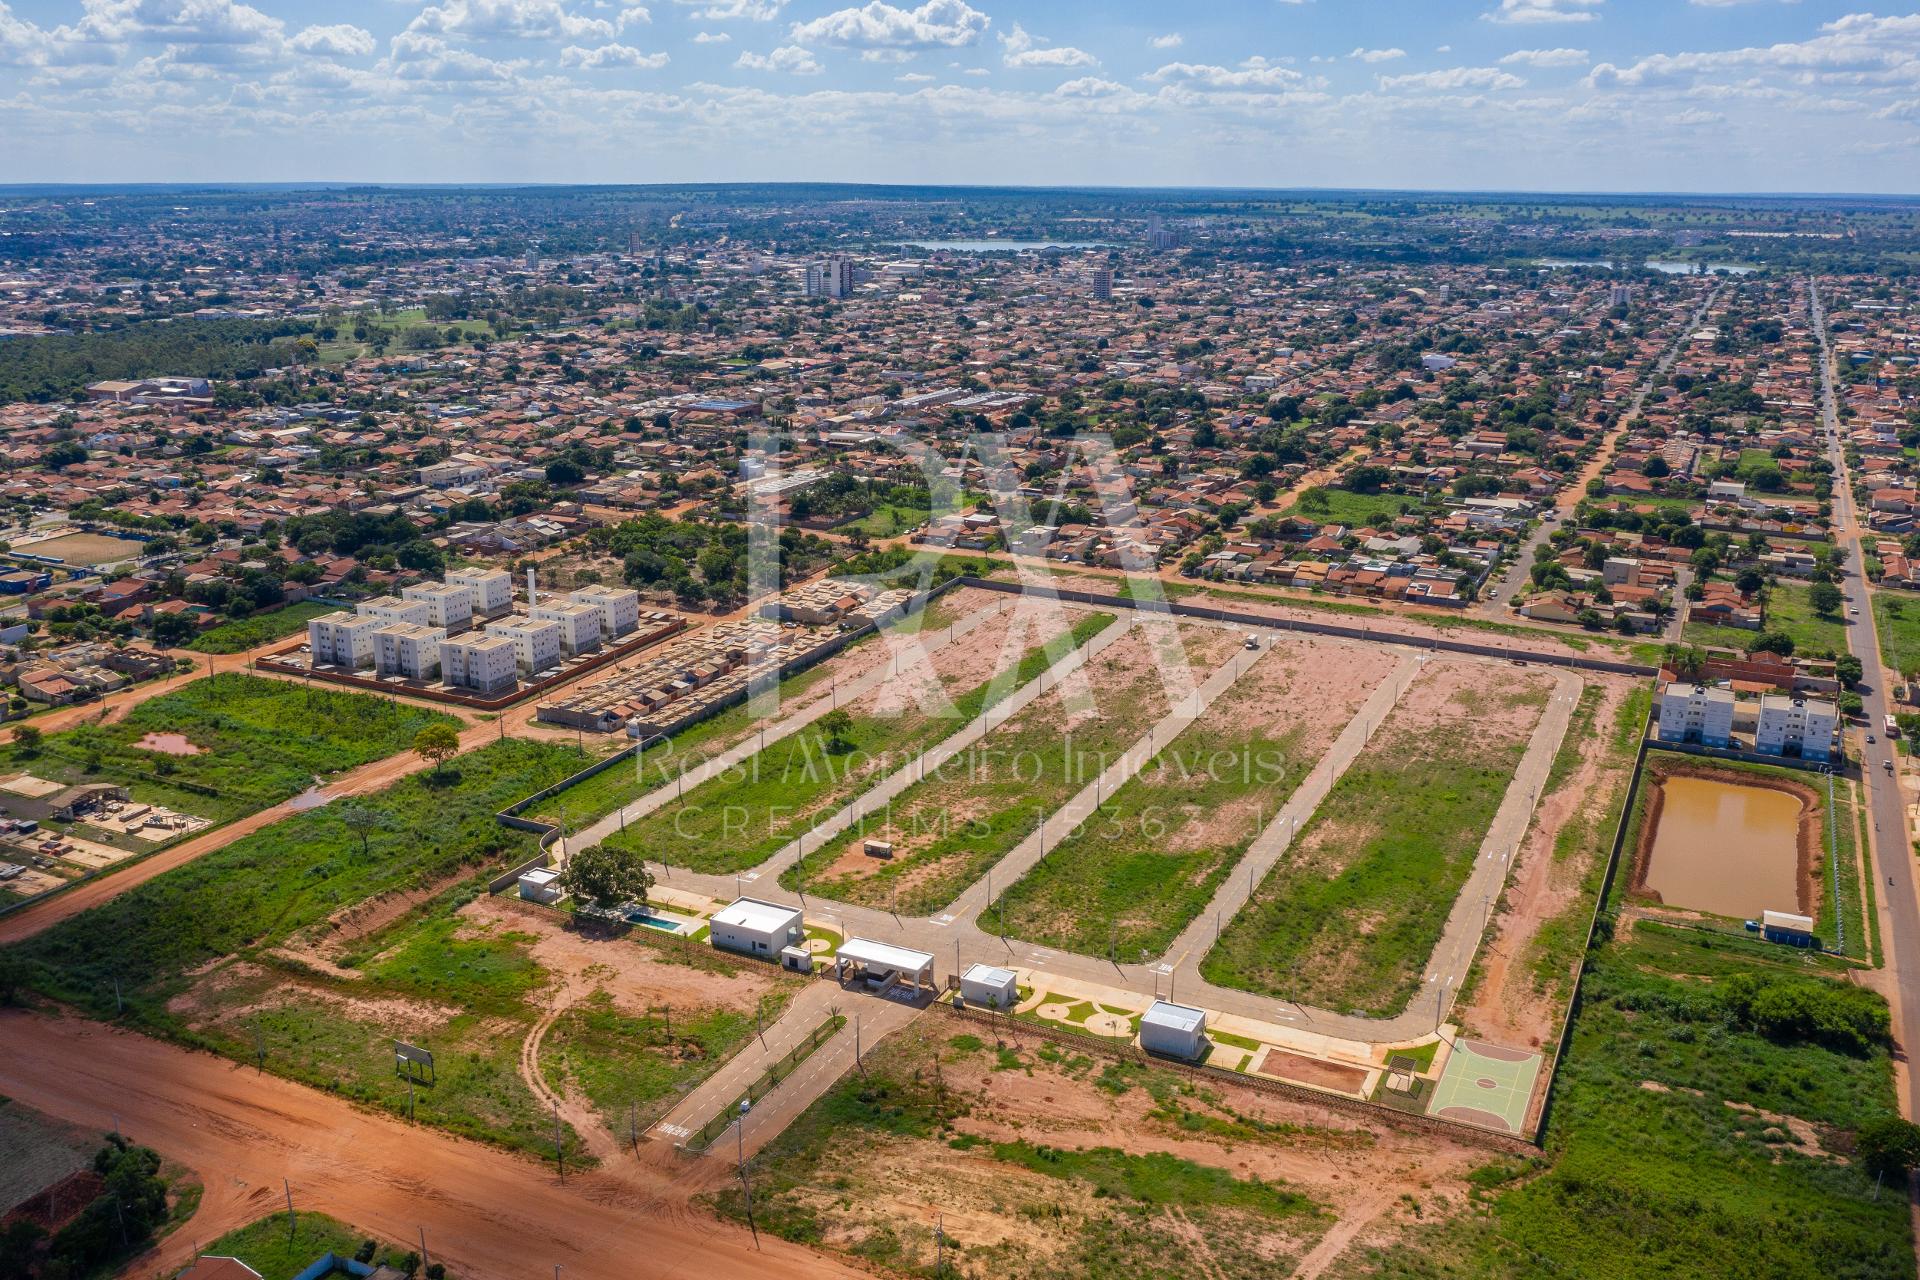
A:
[1201, 677, 1551, 1017]
[845, 502, 931, 537]
[10, 672, 459, 828]
[1290, 487, 1429, 528]
[186, 601, 337, 654]
[1353, 924, 1911, 1279]
[1873, 592, 1920, 679]
[200, 1213, 399, 1280]
[1687, 580, 1847, 658]
[604, 612, 1114, 874]
[982, 718, 1306, 959]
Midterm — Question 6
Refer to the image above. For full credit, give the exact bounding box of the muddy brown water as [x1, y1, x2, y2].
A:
[1644, 775, 1803, 918]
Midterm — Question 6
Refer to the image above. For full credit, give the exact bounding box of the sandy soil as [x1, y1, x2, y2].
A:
[1458, 677, 1638, 1050]
[134, 732, 203, 756]
[0, 1009, 867, 1280]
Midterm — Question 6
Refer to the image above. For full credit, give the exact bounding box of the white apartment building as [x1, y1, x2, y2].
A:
[1755, 694, 1840, 762]
[805, 257, 854, 299]
[531, 601, 603, 656]
[448, 568, 515, 618]
[357, 595, 433, 628]
[1657, 682, 1735, 748]
[308, 611, 383, 670]
[402, 582, 475, 634]
[372, 622, 446, 681]
[487, 615, 564, 675]
[568, 585, 641, 639]
[439, 633, 519, 695]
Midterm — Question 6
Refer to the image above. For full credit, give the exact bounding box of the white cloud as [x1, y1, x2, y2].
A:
[1588, 13, 1920, 90]
[1499, 46, 1587, 67]
[999, 22, 1094, 69]
[407, 0, 642, 43]
[561, 41, 667, 68]
[674, 0, 785, 18]
[691, 30, 730, 42]
[790, 0, 988, 53]
[734, 42, 820, 72]
[384, 30, 523, 83]
[1349, 46, 1405, 62]
[1482, 0, 1602, 25]
[1380, 65, 1526, 90]
[1147, 56, 1302, 90]
[1148, 32, 1182, 49]
[895, 69, 930, 80]
[290, 24, 374, 57]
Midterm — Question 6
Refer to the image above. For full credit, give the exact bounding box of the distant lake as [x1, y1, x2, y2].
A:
[898, 239, 1114, 252]
[1533, 258, 1758, 275]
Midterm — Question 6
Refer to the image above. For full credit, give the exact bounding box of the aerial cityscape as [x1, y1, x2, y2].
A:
[3, 3, 1920, 1280]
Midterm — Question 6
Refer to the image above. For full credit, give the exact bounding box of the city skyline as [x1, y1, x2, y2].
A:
[1, 0, 1918, 191]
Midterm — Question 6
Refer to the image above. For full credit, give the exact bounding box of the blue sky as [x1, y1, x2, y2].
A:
[1, 0, 1917, 191]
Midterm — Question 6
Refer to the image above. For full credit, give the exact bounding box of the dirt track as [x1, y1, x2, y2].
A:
[0, 1009, 863, 1280]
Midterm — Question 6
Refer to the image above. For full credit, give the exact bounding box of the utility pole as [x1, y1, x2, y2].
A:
[554, 1101, 565, 1183]
[418, 1227, 429, 1275]
[284, 1180, 295, 1244]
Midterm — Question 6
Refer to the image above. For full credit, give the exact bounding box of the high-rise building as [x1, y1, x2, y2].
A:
[1610, 283, 1633, 309]
[1146, 217, 1180, 252]
[1090, 267, 1113, 300]
[805, 257, 854, 299]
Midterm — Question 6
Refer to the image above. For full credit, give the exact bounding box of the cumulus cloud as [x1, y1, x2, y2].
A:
[790, 0, 988, 53]
[999, 22, 1094, 69]
[407, 0, 643, 43]
[385, 30, 523, 83]
[691, 30, 730, 42]
[561, 41, 667, 68]
[1499, 46, 1587, 66]
[1148, 32, 1182, 50]
[1146, 55, 1302, 90]
[1380, 65, 1526, 90]
[1482, 0, 1602, 24]
[1349, 46, 1405, 62]
[1588, 13, 1920, 90]
[290, 24, 374, 57]
[734, 42, 820, 72]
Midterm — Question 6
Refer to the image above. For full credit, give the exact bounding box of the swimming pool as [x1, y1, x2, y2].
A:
[626, 910, 682, 933]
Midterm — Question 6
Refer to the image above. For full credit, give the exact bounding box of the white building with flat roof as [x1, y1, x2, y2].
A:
[1756, 693, 1839, 761]
[531, 601, 603, 656]
[959, 963, 1018, 1010]
[1657, 682, 1735, 748]
[487, 615, 563, 675]
[448, 568, 515, 617]
[402, 582, 476, 634]
[709, 897, 804, 958]
[1139, 999, 1209, 1060]
[440, 633, 519, 694]
[357, 594, 433, 628]
[568, 584, 642, 639]
[308, 611, 382, 670]
[372, 622, 445, 680]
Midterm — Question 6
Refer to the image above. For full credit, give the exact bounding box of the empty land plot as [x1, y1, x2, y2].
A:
[1201, 660, 1554, 1017]
[783, 620, 1235, 917]
[8, 672, 459, 829]
[601, 607, 1115, 874]
[986, 635, 1393, 959]
[706, 1023, 1494, 1280]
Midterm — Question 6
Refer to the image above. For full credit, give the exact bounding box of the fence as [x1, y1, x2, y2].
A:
[942, 1004, 1538, 1157]
[682, 1015, 847, 1152]
[953, 577, 1659, 678]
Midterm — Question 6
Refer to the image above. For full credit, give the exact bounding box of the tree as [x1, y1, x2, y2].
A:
[412, 722, 460, 776]
[1857, 1114, 1920, 1180]
[149, 610, 198, 647]
[1809, 580, 1844, 617]
[1663, 644, 1709, 682]
[1836, 653, 1864, 687]
[1748, 631, 1796, 657]
[339, 803, 384, 856]
[559, 842, 653, 911]
[818, 709, 855, 754]
[11, 725, 41, 753]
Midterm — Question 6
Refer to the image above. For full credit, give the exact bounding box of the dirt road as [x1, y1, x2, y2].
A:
[0, 1009, 863, 1280]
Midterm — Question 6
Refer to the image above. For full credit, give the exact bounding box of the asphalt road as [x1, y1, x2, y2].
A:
[1810, 278, 1920, 1121]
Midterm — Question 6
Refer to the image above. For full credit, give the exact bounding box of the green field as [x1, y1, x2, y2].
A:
[1354, 924, 1911, 1279]
[781, 618, 1178, 917]
[1873, 592, 1920, 679]
[201, 1213, 400, 1280]
[1290, 487, 1429, 528]
[1686, 580, 1848, 659]
[186, 600, 337, 654]
[845, 502, 932, 537]
[1201, 676, 1551, 1017]
[11, 672, 460, 829]
[981, 716, 1307, 959]
[603, 612, 1114, 874]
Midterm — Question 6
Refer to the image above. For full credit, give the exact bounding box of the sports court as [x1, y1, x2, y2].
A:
[1429, 1038, 1540, 1135]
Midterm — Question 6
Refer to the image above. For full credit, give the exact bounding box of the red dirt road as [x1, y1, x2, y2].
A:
[0, 1010, 860, 1280]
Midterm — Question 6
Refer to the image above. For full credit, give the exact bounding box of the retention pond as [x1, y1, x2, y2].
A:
[1641, 773, 1809, 919]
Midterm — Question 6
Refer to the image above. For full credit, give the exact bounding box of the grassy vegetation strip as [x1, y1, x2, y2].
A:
[1353, 924, 1910, 1279]
[200, 1213, 408, 1280]
[186, 601, 339, 654]
[608, 611, 1115, 875]
[1201, 676, 1551, 1017]
[984, 718, 1303, 959]
[1874, 592, 1920, 680]
[779, 619, 1176, 916]
[10, 738, 583, 1013]
[10, 672, 458, 825]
